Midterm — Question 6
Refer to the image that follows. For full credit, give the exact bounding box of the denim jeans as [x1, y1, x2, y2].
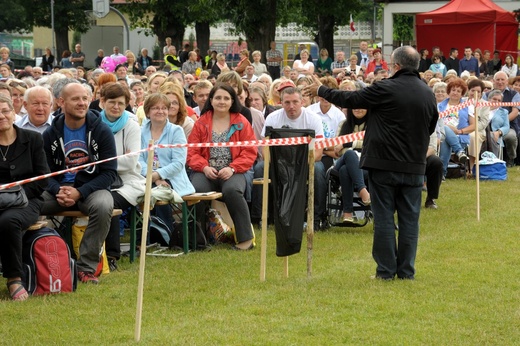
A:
[440, 126, 466, 176]
[334, 150, 366, 213]
[368, 169, 423, 279]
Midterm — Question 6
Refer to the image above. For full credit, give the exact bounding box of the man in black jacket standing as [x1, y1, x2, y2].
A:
[305, 46, 438, 280]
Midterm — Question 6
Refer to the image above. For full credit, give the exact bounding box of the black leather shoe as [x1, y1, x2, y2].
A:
[425, 198, 438, 209]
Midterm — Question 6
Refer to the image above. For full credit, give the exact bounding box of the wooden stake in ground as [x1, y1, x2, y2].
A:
[307, 137, 315, 278]
[474, 94, 480, 221]
[135, 140, 155, 342]
[260, 141, 270, 282]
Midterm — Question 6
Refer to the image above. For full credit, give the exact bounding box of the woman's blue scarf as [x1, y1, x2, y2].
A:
[101, 110, 128, 134]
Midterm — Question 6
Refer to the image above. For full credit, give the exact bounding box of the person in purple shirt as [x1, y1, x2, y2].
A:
[459, 47, 479, 77]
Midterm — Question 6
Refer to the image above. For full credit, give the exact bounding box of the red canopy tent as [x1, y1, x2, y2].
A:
[416, 0, 518, 60]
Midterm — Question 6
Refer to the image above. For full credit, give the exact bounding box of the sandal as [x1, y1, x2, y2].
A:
[360, 198, 371, 206]
[359, 188, 371, 206]
[7, 280, 28, 301]
[343, 213, 354, 223]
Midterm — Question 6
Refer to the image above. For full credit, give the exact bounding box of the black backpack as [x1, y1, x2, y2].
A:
[148, 216, 208, 250]
[148, 216, 173, 247]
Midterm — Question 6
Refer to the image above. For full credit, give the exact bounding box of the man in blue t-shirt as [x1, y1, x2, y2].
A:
[459, 46, 479, 77]
[41, 83, 117, 285]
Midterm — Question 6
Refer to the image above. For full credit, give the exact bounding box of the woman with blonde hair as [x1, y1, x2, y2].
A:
[5, 79, 27, 118]
[159, 82, 194, 137]
[316, 48, 333, 76]
[124, 50, 140, 75]
[268, 79, 283, 105]
[281, 66, 291, 80]
[211, 53, 230, 77]
[146, 71, 168, 94]
[133, 72, 168, 124]
[292, 49, 314, 78]
[251, 50, 267, 76]
[345, 55, 362, 76]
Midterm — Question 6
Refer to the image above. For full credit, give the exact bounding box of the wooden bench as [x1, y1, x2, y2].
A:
[253, 178, 271, 185]
[128, 192, 223, 262]
[43, 209, 123, 250]
[27, 220, 48, 231]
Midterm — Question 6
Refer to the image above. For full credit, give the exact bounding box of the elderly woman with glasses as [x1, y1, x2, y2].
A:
[0, 95, 49, 301]
[432, 82, 448, 104]
[138, 93, 195, 233]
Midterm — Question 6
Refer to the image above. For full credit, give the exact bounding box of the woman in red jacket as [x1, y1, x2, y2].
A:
[188, 83, 257, 250]
[364, 48, 388, 77]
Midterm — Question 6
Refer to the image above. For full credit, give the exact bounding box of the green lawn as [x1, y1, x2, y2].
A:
[3, 167, 520, 345]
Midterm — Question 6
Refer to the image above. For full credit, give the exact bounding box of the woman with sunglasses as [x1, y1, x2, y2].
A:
[6, 79, 27, 119]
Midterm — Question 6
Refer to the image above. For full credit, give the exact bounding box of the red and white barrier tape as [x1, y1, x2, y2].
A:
[3, 98, 520, 191]
[0, 135, 345, 190]
[438, 100, 520, 118]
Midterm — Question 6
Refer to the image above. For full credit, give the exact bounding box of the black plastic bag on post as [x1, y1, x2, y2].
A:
[265, 127, 314, 257]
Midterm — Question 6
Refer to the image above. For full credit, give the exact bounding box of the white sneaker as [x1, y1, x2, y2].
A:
[457, 151, 468, 164]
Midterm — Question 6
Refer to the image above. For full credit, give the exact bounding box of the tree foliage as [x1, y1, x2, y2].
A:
[2, 0, 92, 55]
[19, 0, 92, 58]
[0, 0, 30, 32]
[297, 0, 362, 54]
[24, 0, 91, 34]
[119, 0, 223, 55]
[120, 0, 190, 50]
[393, 14, 414, 44]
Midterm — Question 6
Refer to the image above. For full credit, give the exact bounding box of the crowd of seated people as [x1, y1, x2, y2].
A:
[1, 41, 518, 299]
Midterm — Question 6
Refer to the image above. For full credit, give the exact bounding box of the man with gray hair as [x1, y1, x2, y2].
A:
[305, 46, 438, 280]
[482, 71, 520, 167]
[15, 86, 54, 133]
[51, 78, 80, 113]
[32, 67, 44, 80]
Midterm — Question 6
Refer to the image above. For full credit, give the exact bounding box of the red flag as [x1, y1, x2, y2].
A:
[350, 14, 356, 32]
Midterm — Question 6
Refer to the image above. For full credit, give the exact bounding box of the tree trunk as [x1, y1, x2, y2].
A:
[55, 28, 70, 64]
[153, 13, 186, 54]
[195, 22, 211, 57]
[246, 0, 277, 62]
[317, 14, 335, 58]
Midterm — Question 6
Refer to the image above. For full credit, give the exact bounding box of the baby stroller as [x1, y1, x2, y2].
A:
[325, 167, 373, 228]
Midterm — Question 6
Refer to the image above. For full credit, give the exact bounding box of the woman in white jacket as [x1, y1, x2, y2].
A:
[100, 82, 145, 270]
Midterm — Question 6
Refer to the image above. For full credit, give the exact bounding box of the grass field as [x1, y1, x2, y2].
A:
[3, 166, 520, 345]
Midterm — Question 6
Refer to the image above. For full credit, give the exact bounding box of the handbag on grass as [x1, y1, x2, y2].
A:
[0, 185, 28, 210]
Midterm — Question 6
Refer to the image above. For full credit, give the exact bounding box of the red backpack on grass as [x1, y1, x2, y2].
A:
[22, 227, 77, 295]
